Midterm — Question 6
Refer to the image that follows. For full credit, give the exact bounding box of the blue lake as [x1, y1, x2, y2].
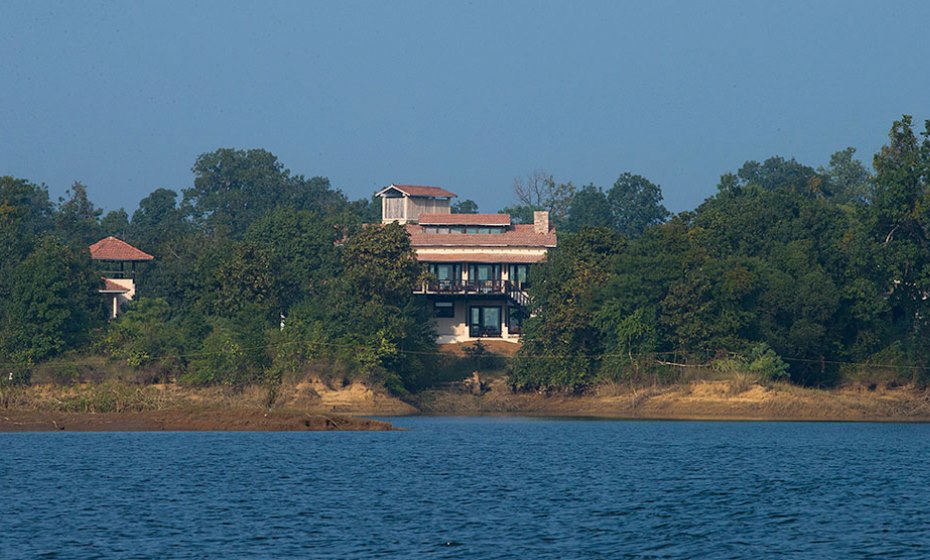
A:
[2, 417, 930, 559]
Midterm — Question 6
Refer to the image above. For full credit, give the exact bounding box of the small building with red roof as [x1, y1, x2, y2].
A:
[376, 183, 556, 344]
[88, 236, 154, 319]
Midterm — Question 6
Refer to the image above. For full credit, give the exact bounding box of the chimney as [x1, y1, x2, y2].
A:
[533, 211, 549, 234]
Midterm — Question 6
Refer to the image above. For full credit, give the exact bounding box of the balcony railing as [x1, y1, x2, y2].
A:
[418, 280, 532, 306]
[422, 280, 512, 294]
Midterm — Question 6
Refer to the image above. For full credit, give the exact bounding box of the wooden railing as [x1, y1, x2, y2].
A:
[418, 280, 531, 308]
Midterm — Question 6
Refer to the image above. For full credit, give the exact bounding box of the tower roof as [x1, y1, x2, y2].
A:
[89, 237, 154, 261]
[375, 184, 457, 198]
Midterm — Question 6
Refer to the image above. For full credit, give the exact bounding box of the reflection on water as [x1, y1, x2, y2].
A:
[2, 418, 929, 559]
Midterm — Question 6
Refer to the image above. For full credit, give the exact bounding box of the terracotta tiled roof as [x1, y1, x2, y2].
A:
[406, 224, 556, 248]
[377, 184, 457, 198]
[416, 252, 546, 264]
[89, 237, 154, 261]
[100, 278, 130, 293]
[418, 213, 511, 226]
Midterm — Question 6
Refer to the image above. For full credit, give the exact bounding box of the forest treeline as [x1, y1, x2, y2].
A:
[1, 116, 929, 391]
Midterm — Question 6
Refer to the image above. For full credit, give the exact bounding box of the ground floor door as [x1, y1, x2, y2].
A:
[469, 305, 502, 337]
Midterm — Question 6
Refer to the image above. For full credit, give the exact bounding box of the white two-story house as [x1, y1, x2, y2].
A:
[376, 184, 556, 344]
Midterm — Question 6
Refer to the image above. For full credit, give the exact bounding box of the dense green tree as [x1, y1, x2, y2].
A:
[129, 188, 189, 249]
[0, 235, 103, 363]
[56, 182, 103, 244]
[99, 209, 130, 238]
[606, 173, 670, 237]
[99, 297, 185, 376]
[0, 176, 54, 265]
[720, 156, 827, 196]
[821, 147, 873, 205]
[512, 228, 625, 390]
[184, 148, 346, 237]
[564, 184, 612, 232]
[342, 222, 423, 305]
[866, 115, 930, 372]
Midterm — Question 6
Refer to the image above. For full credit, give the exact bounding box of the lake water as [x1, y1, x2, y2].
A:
[2, 418, 930, 559]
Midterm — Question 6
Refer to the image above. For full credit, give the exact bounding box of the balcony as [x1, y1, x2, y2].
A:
[421, 280, 506, 294]
[417, 280, 531, 307]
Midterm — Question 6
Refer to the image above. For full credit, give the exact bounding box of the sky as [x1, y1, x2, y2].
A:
[2, 0, 929, 215]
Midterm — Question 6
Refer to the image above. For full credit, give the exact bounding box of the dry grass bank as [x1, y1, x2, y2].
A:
[5, 371, 930, 430]
[0, 380, 406, 431]
[413, 378, 930, 421]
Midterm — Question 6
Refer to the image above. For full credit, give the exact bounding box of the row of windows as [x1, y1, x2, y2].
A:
[428, 263, 530, 283]
[433, 302, 526, 336]
[422, 226, 506, 234]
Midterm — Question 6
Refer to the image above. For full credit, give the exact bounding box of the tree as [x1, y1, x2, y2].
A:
[606, 173, 670, 237]
[342, 223, 423, 306]
[0, 176, 54, 267]
[820, 147, 872, 205]
[130, 188, 189, 249]
[452, 199, 479, 214]
[867, 115, 930, 370]
[512, 227, 626, 390]
[509, 170, 575, 226]
[100, 209, 130, 238]
[56, 182, 102, 244]
[184, 148, 292, 236]
[101, 297, 185, 376]
[0, 235, 103, 363]
[184, 148, 346, 237]
[720, 156, 827, 196]
[564, 184, 612, 232]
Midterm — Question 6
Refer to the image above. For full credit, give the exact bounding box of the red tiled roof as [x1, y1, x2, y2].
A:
[100, 278, 130, 293]
[89, 237, 154, 261]
[406, 224, 556, 248]
[416, 253, 546, 264]
[418, 213, 511, 226]
[377, 184, 457, 198]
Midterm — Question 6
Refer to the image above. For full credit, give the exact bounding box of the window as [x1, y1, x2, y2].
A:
[508, 264, 530, 289]
[467, 264, 501, 292]
[428, 263, 462, 291]
[434, 301, 455, 318]
[508, 305, 526, 334]
[469, 306, 502, 337]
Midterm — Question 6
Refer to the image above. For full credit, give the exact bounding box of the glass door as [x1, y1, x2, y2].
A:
[469, 306, 502, 337]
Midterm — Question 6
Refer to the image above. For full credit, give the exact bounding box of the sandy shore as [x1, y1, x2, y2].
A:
[3, 377, 930, 431]
[411, 379, 930, 422]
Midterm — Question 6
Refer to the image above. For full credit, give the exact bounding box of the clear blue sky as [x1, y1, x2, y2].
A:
[2, 0, 929, 215]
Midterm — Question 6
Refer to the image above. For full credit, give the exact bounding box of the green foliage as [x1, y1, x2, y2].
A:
[607, 173, 671, 237]
[512, 228, 625, 390]
[452, 199, 479, 213]
[713, 343, 790, 384]
[183, 310, 268, 386]
[7, 120, 930, 395]
[0, 235, 103, 363]
[564, 184, 612, 232]
[56, 182, 103, 244]
[516, 117, 930, 389]
[100, 297, 185, 378]
[0, 176, 54, 266]
[184, 148, 346, 237]
[342, 222, 423, 305]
